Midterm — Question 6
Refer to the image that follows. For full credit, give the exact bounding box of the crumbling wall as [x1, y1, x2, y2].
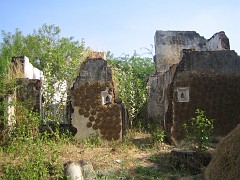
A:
[147, 75, 163, 124]
[149, 31, 233, 142]
[170, 50, 240, 145]
[207, 31, 230, 50]
[147, 65, 177, 133]
[3, 94, 16, 130]
[1, 56, 43, 132]
[70, 58, 125, 141]
[10, 56, 43, 112]
[154, 31, 230, 72]
[154, 31, 206, 72]
[16, 78, 42, 112]
[12, 56, 43, 80]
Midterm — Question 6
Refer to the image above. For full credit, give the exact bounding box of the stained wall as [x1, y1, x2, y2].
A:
[154, 31, 230, 72]
[168, 50, 240, 145]
[70, 58, 126, 141]
[149, 31, 233, 135]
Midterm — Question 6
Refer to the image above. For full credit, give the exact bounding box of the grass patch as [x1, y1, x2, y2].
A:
[0, 131, 71, 179]
[1, 129, 204, 179]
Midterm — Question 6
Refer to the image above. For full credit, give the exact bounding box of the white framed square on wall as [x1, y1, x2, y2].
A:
[177, 87, 189, 102]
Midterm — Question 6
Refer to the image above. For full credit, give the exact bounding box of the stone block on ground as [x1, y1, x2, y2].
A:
[170, 149, 210, 175]
[64, 160, 95, 180]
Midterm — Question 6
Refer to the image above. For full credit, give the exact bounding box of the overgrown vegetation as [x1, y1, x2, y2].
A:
[0, 24, 85, 178]
[1, 102, 71, 179]
[183, 109, 214, 151]
[0, 24, 211, 179]
[108, 52, 155, 128]
[0, 24, 86, 126]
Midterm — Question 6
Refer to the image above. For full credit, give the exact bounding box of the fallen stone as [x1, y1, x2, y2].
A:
[64, 160, 95, 180]
[170, 149, 202, 174]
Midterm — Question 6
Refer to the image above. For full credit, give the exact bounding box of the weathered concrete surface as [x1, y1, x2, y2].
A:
[147, 75, 163, 124]
[170, 50, 240, 145]
[177, 50, 239, 73]
[16, 78, 42, 112]
[149, 31, 235, 145]
[163, 50, 240, 145]
[154, 31, 230, 72]
[3, 94, 16, 130]
[147, 65, 177, 136]
[70, 58, 126, 141]
[207, 31, 230, 51]
[12, 56, 43, 80]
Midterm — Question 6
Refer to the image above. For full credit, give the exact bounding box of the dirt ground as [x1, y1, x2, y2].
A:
[1, 131, 208, 179]
[59, 131, 177, 178]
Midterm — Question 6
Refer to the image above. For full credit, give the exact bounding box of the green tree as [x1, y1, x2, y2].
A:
[0, 24, 86, 128]
[0, 29, 25, 96]
[0, 24, 85, 81]
[108, 52, 155, 127]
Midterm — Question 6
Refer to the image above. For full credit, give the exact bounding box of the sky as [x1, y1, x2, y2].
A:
[0, 0, 240, 57]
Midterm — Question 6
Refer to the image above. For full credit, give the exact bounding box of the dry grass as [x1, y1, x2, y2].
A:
[204, 124, 240, 180]
[7, 61, 24, 82]
[58, 131, 176, 178]
[1, 130, 195, 179]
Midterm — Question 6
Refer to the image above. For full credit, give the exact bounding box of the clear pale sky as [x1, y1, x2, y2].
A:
[1, 0, 239, 57]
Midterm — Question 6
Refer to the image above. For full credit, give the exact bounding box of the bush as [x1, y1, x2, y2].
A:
[108, 53, 154, 127]
[152, 129, 166, 143]
[2, 136, 64, 179]
[183, 109, 214, 151]
[1, 96, 71, 179]
[81, 133, 102, 148]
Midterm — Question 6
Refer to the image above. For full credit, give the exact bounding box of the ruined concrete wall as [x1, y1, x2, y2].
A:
[147, 65, 177, 134]
[10, 56, 43, 113]
[70, 58, 124, 141]
[2, 56, 43, 132]
[0, 78, 42, 133]
[4, 94, 16, 129]
[207, 31, 230, 51]
[149, 31, 231, 131]
[154, 31, 230, 72]
[169, 50, 240, 145]
[16, 78, 42, 112]
[154, 31, 206, 72]
[12, 56, 43, 80]
[147, 75, 163, 124]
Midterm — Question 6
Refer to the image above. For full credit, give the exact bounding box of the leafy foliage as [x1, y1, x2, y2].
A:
[0, 24, 85, 94]
[0, 24, 84, 72]
[0, 24, 87, 127]
[1, 100, 69, 179]
[152, 128, 166, 143]
[0, 24, 85, 178]
[81, 133, 102, 148]
[183, 109, 214, 150]
[108, 53, 154, 126]
[3, 137, 63, 179]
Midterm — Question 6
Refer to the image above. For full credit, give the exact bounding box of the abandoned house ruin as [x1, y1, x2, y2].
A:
[1, 53, 128, 142]
[148, 31, 240, 145]
[1, 56, 43, 130]
[70, 52, 127, 141]
[1, 56, 69, 131]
